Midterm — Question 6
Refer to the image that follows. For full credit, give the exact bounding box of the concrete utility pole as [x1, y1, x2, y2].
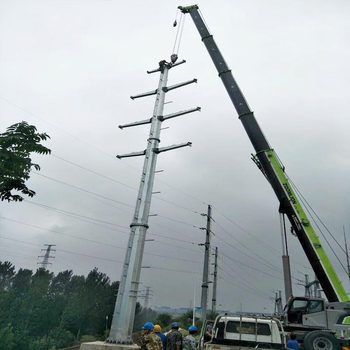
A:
[200, 204, 212, 322]
[38, 244, 56, 269]
[274, 290, 283, 315]
[106, 57, 200, 345]
[279, 212, 293, 303]
[211, 246, 218, 314]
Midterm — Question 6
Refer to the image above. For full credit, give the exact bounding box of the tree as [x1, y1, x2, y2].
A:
[0, 261, 15, 291]
[155, 313, 173, 328]
[0, 121, 50, 202]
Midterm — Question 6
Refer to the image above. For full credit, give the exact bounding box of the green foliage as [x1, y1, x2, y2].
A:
[80, 334, 97, 343]
[0, 121, 50, 202]
[0, 325, 15, 350]
[0, 262, 119, 349]
[175, 310, 194, 330]
[155, 313, 173, 328]
[133, 305, 158, 332]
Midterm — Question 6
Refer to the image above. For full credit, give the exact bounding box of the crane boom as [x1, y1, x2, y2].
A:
[179, 4, 349, 303]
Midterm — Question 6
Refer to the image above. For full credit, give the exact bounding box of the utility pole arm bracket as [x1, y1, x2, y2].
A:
[159, 106, 201, 121]
[130, 89, 157, 100]
[119, 118, 152, 129]
[163, 79, 197, 92]
[154, 142, 192, 154]
[116, 150, 146, 159]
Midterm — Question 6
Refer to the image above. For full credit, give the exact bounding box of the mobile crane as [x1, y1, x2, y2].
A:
[179, 5, 350, 350]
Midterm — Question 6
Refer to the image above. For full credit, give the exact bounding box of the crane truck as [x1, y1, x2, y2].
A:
[178, 5, 350, 350]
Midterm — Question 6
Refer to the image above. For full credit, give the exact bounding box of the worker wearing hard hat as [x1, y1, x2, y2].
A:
[183, 326, 199, 350]
[139, 322, 163, 350]
[154, 324, 167, 350]
[166, 322, 183, 350]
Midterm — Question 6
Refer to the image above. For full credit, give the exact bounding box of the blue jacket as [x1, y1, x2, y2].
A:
[287, 339, 300, 350]
[156, 332, 167, 350]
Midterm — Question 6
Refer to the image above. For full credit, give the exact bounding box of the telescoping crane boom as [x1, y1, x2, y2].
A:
[179, 5, 349, 304]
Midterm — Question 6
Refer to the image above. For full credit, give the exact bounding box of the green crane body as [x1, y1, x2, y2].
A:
[179, 4, 349, 303]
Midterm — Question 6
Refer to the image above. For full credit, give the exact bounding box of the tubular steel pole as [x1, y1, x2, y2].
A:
[200, 204, 212, 322]
[211, 246, 218, 314]
[280, 213, 293, 303]
[108, 61, 170, 344]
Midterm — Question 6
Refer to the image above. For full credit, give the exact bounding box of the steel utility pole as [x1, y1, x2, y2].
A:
[38, 244, 56, 269]
[274, 290, 283, 315]
[211, 246, 218, 314]
[279, 213, 293, 303]
[200, 204, 212, 322]
[107, 57, 200, 344]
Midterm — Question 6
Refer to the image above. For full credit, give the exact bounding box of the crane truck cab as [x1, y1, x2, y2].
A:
[283, 296, 350, 341]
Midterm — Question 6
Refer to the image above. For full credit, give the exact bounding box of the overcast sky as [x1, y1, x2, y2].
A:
[1, 0, 350, 313]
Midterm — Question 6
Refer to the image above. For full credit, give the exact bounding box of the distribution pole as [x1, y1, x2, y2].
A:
[313, 277, 321, 298]
[200, 204, 212, 322]
[274, 290, 283, 315]
[279, 213, 293, 303]
[107, 58, 200, 344]
[38, 244, 56, 269]
[192, 285, 196, 326]
[144, 286, 151, 309]
[211, 246, 218, 314]
[304, 274, 311, 297]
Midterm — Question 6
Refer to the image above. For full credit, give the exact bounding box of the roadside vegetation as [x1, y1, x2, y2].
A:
[0, 261, 202, 350]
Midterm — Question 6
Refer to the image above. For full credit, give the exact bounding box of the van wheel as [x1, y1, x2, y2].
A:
[303, 331, 339, 350]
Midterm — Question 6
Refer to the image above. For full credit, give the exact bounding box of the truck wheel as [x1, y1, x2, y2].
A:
[303, 331, 339, 350]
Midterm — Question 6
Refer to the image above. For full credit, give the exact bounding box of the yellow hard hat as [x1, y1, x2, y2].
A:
[154, 324, 161, 333]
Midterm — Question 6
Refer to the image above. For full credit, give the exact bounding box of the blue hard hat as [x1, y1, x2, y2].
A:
[171, 322, 180, 329]
[143, 322, 155, 331]
[188, 325, 198, 333]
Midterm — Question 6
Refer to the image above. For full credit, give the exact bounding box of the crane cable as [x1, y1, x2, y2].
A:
[289, 178, 349, 276]
[172, 9, 185, 58]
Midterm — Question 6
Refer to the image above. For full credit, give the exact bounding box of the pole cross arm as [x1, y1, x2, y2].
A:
[147, 67, 161, 74]
[116, 150, 146, 159]
[154, 142, 192, 154]
[171, 59, 186, 68]
[130, 89, 157, 100]
[147, 60, 186, 74]
[159, 106, 201, 121]
[119, 117, 152, 129]
[163, 78, 197, 92]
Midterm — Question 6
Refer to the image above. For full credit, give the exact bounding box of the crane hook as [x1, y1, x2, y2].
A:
[170, 54, 178, 64]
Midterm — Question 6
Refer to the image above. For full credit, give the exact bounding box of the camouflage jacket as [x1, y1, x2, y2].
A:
[166, 330, 183, 350]
[183, 335, 198, 350]
[139, 332, 163, 350]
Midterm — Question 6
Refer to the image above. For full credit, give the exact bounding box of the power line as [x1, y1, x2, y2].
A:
[24, 200, 130, 230]
[0, 218, 202, 265]
[218, 266, 271, 299]
[52, 154, 137, 191]
[212, 222, 282, 274]
[213, 206, 281, 255]
[219, 250, 282, 281]
[45, 155, 204, 216]
[33, 171, 134, 210]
